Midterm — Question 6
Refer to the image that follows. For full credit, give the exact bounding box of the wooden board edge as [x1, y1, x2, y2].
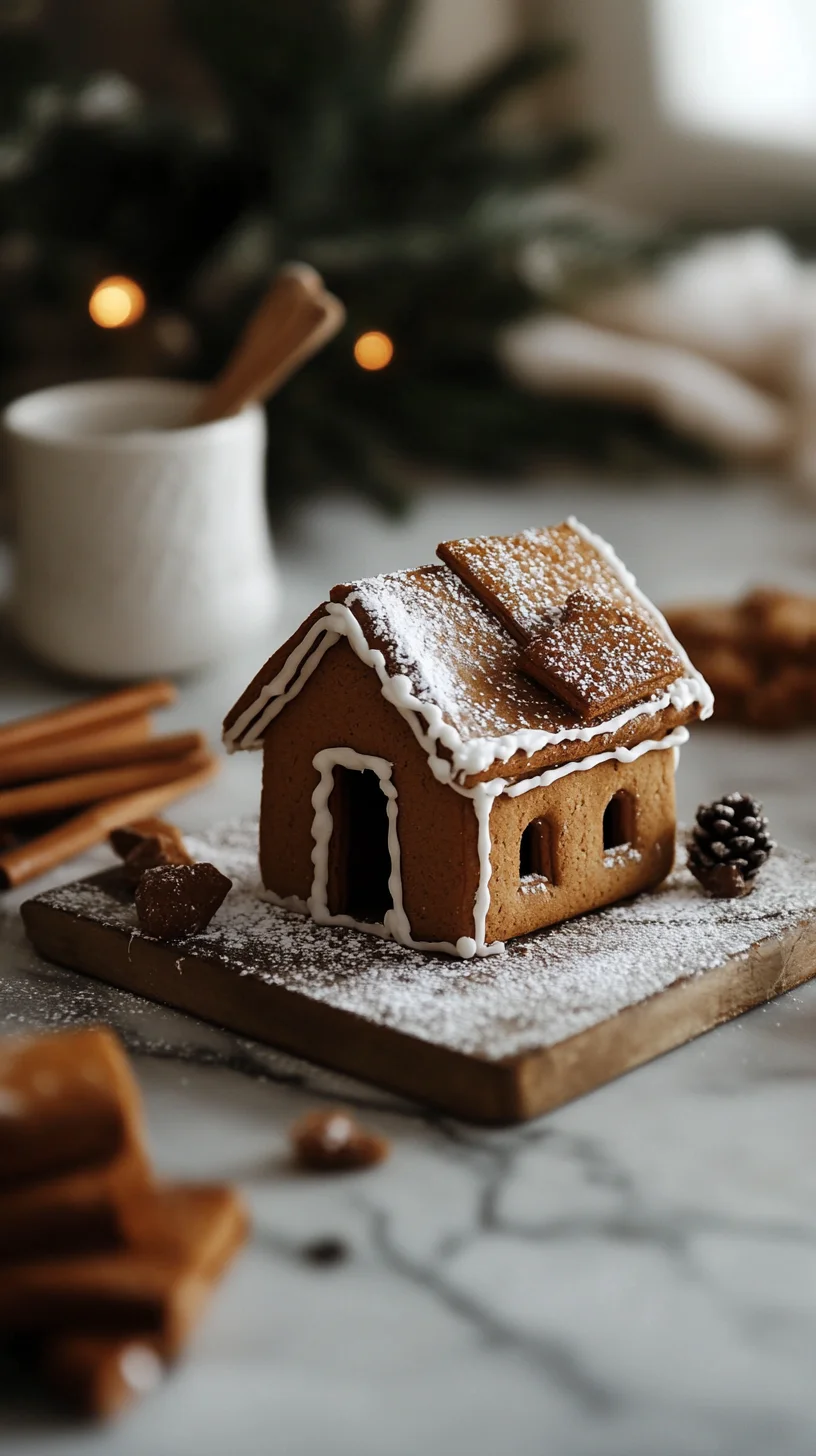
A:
[20, 900, 816, 1126]
[20, 900, 521, 1124]
[509, 918, 816, 1118]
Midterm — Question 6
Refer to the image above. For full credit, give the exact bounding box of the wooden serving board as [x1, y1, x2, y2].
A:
[20, 821, 816, 1124]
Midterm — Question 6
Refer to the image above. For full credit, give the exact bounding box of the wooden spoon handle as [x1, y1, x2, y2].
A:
[193, 263, 346, 426]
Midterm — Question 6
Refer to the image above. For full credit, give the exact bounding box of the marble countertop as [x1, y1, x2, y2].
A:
[3, 473, 816, 1456]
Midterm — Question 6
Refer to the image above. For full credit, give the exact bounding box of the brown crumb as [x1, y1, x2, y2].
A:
[302, 1237, 350, 1265]
[290, 1108, 389, 1173]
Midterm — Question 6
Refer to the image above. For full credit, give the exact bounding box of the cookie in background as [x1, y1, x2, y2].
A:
[666, 588, 816, 728]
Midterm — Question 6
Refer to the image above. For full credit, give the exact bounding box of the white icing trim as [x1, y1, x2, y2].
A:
[224, 520, 712, 786]
[259, 887, 309, 914]
[307, 747, 486, 959]
[225, 621, 340, 751]
[491, 725, 690, 801]
[471, 784, 496, 953]
[226, 601, 701, 784]
[441, 726, 688, 956]
[283, 728, 689, 959]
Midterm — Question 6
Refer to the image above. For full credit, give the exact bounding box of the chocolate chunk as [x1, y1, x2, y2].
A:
[519, 590, 682, 721]
[110, 819, 185, 861]
[121, 836, 192, 887]
[291, 1108, 389, 1173]
[134, 863, 231, 940]
[110, 819, 193, 886]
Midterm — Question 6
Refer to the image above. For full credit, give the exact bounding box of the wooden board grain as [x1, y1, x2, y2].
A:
[20, 829, 816, 1124]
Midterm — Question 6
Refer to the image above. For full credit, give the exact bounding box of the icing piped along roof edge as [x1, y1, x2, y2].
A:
[223, 519, 713, 781]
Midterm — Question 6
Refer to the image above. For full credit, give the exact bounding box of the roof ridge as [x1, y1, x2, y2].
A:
[224, 521, 713, 774]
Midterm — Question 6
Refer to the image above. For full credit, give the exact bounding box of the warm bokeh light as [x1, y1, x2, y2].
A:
[89, 276, 146, 329]
[353, 330, 394, 371]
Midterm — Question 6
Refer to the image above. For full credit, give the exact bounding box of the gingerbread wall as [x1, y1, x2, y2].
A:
[259, 639, 481, 944]
[485, 748, 677, 942]
[259, 638, 677, 948]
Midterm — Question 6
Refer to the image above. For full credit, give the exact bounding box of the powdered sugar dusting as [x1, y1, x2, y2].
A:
[339, 519, 707, 766]
[438, 524, 637, 641]
[521, 590, 681, 718]
[347, 564, 569, 741]
[227, 521, 711, 783]
[347, 565, 675, 751]
[36, 819, 816, 1063]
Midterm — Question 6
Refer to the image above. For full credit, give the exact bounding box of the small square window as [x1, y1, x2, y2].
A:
[519, 817, 554, 886]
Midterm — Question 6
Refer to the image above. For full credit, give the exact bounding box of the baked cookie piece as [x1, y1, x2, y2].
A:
[519, 590, 682, 721]
[666, 587, 816, 728]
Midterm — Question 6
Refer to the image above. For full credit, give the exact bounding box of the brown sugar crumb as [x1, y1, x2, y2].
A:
[134, 863, 232, 940]
[520, 590, 682, 721]
[290, 1108, 389, 1173]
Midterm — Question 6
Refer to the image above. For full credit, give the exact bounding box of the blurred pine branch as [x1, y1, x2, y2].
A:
[0, 0, 705, 515]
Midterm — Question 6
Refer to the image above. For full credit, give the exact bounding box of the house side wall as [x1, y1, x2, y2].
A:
[259, 639, 480, 943]
[486, 749, 676, 942]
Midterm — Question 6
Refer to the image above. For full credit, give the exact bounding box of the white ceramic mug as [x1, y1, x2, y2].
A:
[2, 378, 278, 679]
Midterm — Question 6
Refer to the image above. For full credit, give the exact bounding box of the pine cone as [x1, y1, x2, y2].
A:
[688, 793, 775, 898]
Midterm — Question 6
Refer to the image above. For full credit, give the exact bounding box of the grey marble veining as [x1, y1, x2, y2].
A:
[1, 474, 816, 1455]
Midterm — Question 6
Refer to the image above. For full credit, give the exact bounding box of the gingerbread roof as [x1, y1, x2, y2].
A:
[223, 519, 713, 786]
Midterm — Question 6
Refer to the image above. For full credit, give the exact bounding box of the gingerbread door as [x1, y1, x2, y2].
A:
[326, 763, 394, 925]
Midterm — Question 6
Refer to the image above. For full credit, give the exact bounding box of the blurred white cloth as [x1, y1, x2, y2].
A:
[501, 230, 816, 486]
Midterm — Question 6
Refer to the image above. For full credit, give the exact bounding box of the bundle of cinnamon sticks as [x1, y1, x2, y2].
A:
[0, 681, 219, 889]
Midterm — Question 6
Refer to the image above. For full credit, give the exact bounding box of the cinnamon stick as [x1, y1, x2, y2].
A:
[0, 731, 206, 789]
[193, 264, 345, 424]
[0, 751, 212, 822]
[0, 683, 176, 757]
[53, 716, 153, 754]
[0, 757, 219, 888]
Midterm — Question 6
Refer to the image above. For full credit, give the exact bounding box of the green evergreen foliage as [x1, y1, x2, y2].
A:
[0, 0, 712, 514]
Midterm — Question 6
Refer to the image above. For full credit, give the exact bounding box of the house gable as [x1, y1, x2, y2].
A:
[257, 637, 479, 944]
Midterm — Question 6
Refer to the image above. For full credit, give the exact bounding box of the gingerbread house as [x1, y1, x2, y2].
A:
[223, 520, 713, 958]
